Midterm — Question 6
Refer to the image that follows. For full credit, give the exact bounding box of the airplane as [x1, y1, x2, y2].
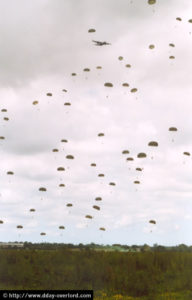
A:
[92, 40, 111, 46]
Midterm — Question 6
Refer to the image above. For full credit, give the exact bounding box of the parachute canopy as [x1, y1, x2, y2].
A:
[88, 28, 96, 33]
[183, 152, 190, 156]
[46, 93, 52, 96]
[66, 203, 73, 207]
[98, 133, 104, 137]
[109, 182, 116, 186]
[85, 215, 93, 219]
[57, 167, 65, 171]
[137, 152, 147, 158]
[96, 66, 102, 69]
[52, 149, 59, 152]
[17, 225, 23, 229]
[104, 82, 113, 87]
[93, 205, 100, 210]
[0, 220, 4, 224]
[4, 117, 9, 121]
[66, 155, 74, 159]
[125, 64, 131, 68]
[149, 44, 155, 49]
[118, 56, 123, 60]
[148, 0, 156, 4]
[169, 127, 177, 131]
[59, 226, 65, 229]
[148, 141, 158, 147]
[1, 109, 7, 112]
[29, 209, 35, 212]
[149, 220, 156, 224]
[134, 180, 140, 184]
[7, 171, 14, 175]
[130, 88, 138, 93]
[122, 150, 129, 154]
[136, 167, 142, 171]
[169, 56, 175, 59]
[39, 187, 47, 192]
[169, 43, 175, 47]
[98, 173, 104, 177]
[188, 19, 192, 23]
[176, 17, 182, 21]
[83, 68, 90, 72]
[64, 102, 71, 106]
[122, 83, 129, 87]
[40, 232, 46, 236]
[0, 136, 5, 139]
[61, 139, 68, 143]
[71, 73, 77, 76]
[127, 157, 134, 161]
[99, 227, 106, 231]
[95, 197, 102, 201]
[90, 163, 96, 167]
[59, 184, 65, 187]
[33, 101, 38, 105]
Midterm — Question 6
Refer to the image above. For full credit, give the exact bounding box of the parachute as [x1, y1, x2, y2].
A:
[109, 182, 116, 186]
[93, 205, 100, 210]
[17, 225, 23, 229]
[125, 64, 131, 68]
[59, 226, 65, 229]
[39, 187, 47, 192]
[57, 167, 65, 171]
[99, 227, 106, 231]
[85, 215, 93, 219]
[98, 133, 104, 137]
[149, 220, 156, 224]
[96, 66, 102, 69]
[122, 150, 129, 154]
[118, 56, 123, 60]
[40, 232, 46, 235]
[137, 152, 147, 158]
[62, 89, 67, 92]
[169, 127, 177, 131]
[127, 157, 134, 161]
[4, 117, 9, 121]
[52, 149, 59, 152]
[148, 0, 156, 4]
[98, 174, 104, 177]
[183, 152, 190, 156]
[66, 155, 74, 159]
[29, 209, 35, 212]
[90, 163, 96, 167]
[176, 17, 182, 21]
[83, 68, 90, 72]
[46, 93, 52, 96]
[64, 102, 71, 106]
[32, 101, 38, 105]
[88, 28, 96, 33]
[169, 43, 175, 47]
[59, 184, 65, 187]
[134, 181, 140, 184]
[0, 136, 5, 139]
[0, 220, 4, 224]
[66, 203, 73, 207]
[71, 73, 77, 76]
[169, 56, 175, 59]
[136, 167, 142, 171]
[104, 82, 113, 87]
[148, 141, 158, 147]
[122, 83, 129, 87]
[130, 88, 138, 93]
[1, 109, 7, 112]
[188, 19, 192, 23]
[149, 44, 155, 49]
[95, 197, 102, 201]
[61, 139, 68, 143]
[7, 171, 14, 175]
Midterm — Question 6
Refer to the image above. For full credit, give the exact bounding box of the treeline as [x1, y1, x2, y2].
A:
[0, 249, 192, 298]
[1, 242, 192, 252]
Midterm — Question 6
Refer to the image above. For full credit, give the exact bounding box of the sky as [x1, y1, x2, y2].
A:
[0, 0, 192, 245]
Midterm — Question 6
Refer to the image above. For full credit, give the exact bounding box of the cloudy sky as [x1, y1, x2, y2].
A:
[1, 0, 192, 245]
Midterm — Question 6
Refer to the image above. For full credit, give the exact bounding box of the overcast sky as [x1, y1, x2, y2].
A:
[1, 0, 192, 245]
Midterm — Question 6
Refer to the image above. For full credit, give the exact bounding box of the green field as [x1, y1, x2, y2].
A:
[0, 249, 192, 299]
